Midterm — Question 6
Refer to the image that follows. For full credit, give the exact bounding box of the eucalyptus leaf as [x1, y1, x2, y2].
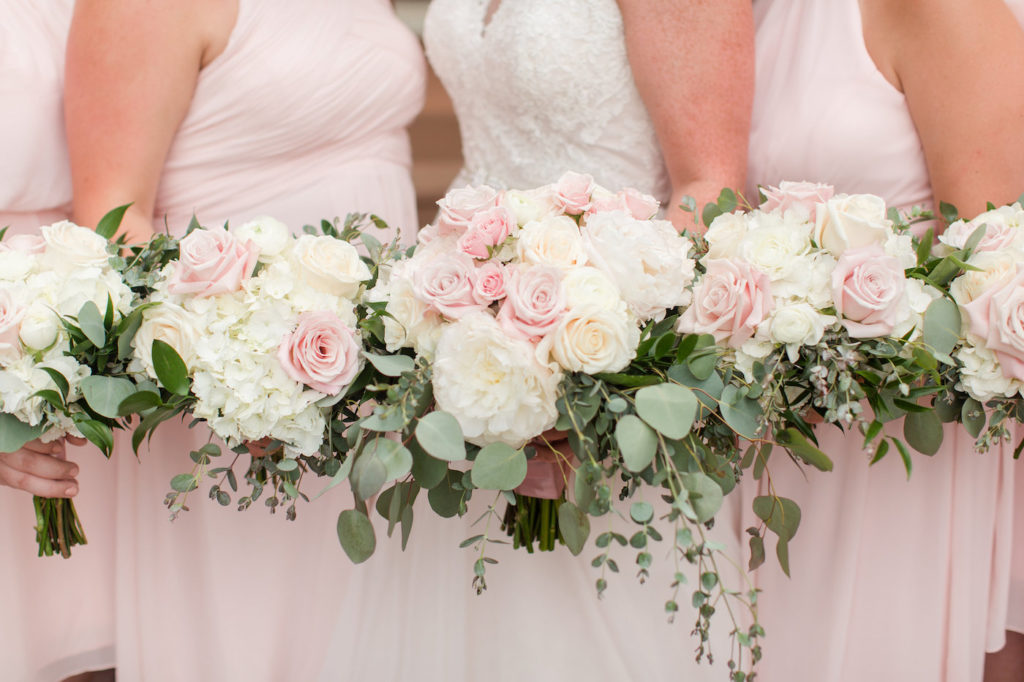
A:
[81, 375, 136, 419]
[314, 455, 354, 500]
[904, 409, 943, 455]
[351, 452, 387, 501]
[365, 438, 413, 482]
[719, 384, 763, 440]
[616, 414, 658, 473]
[557, 501, 590, 556]
[337, 509, 376, 564]
[630, 501, 654, 524]
[776, 428, 833, 472]
[0, 413, 45, 454]
[363, 352, 414, 377]
[922, 298, 961, 357]
[635, 383, 697, 439]
[471, 443, 527, 490]
[680, 472, 724, 523]
[961, 398, 986, 438]
[77, 301, 106, 348]
[748, 535, 766, 571]
[414, 411, 466, 462]
[427, 476, 462, 518]
[170, 473, 198, 493]
[410, 439, 448, 489]
[752, 495, 801, 542]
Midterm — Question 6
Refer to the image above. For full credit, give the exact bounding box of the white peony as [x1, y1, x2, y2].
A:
[291, 234, 371, 298]
[705, 212, 751, 259]
[432, 312, 561, 448]
[233, 216, 291, 260]
[738, 222, 813, 282]
[515, 215, 588, 270]
[542, 305, 638, 374]
[956, 344, 1024, 402]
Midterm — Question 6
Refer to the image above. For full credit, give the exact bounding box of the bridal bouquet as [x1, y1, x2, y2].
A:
[124, 216, 373, 518]
[0, 211, 141, 557]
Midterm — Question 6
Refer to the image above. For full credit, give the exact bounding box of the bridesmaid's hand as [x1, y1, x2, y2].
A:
[0, 438, 79, 498]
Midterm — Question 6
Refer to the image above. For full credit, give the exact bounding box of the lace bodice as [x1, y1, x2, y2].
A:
[423, 0, 671, 201]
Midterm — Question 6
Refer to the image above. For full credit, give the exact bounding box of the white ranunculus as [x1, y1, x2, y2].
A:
[516, 215, 587, 270]
[813, 194, 892, 257]
[582, 211, 695, 321]
[39, 221, 110, 273]
[950, 251, 1018, 305]
[956, 344, 1023, 402]
[705, 212, 751, 259]
[133, 302, 202, 379]
[767, 302, 834, 361]
[543, 305, 638, 374]
[18, 301, 60, 351]
[738, 223, 812, 282]
[233, 216, 291, 259]
[291, 234, 371, 298]
[432, 312, 560, 448]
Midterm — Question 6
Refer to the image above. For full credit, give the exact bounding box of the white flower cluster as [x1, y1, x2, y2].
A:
[370, 172, 695, 447]
[0, 222, 132, 439]
[947, 204, 1024, 401]
[681, 182, 938, 375]
[133, 218, 370, 455]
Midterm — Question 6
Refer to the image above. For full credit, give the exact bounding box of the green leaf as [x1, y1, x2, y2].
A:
[365, 438, 413, 482]
[922, 298, 961, 357]
[33, 389, 65, 411]
[39, 368, 70, 401]
[892, 437, 913, 479]
[409, 439, 448, 489]
[961, 398, 986, 438]
[630, 501, 654, 524]
[776, 428, 833, 472]
[939, 201, 960, 225]
[95, 203, 131, 240]
[753, 495, 801, 542]
[717, 187, 738, 214]
[361, 409, 405, 433]
[776, 537, 792, 577]
[363, 352, 414, 377]
[80, 375, 136, 419]
[351, 451, 387, 501]
[314, 455, 354, 500]
[116, 308, 145, 361]
[904, 409, 943, 456]
[170, 473, 198, 493]
[427, 476, 463, 518]
[336, 509, 376, 564]
[76, 301, 106, 348]
[702, 202, 723, 228]
[116, 390, 163, 417]
[681, 472, 724, 523]
[719, 384, 763, 440]
[748, 535, 766, 571]
[73, 418, 114, 457]
[616, 414, 658, 473]
[0, 413, 46, 453]
[151, 339, 190, 396]
[414, 411, 466, 462]
[635, 383, 697, 439]
[471, 443, 527, 490]
[557, 501, 590, 556]
[593, 373, 662, 388]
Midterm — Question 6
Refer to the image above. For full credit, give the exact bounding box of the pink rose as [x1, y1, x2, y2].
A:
[761, 181, 835, 215]
[553, 171, 595, 215]
[168, 228, 259, 298]
[677, 258, 773, 348]
[0, 234, 45, 253]
[497, 266, 566, 340]
[436, 185, 501, 237]
[473, 261, 507, 304]
[412, 253, 483, 319]
[0, 290, 25, 350]
[941, 206, 1024, 253]
[963, 267, 1024, 380]
[620, 188, 660, 220]
[457, 206, 516, 259]
[277, 311, 361, 395]
[831, 245, 906, 338]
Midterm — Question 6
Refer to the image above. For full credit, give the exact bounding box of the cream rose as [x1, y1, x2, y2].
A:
[411, 252, 483, 319]
[516, 215, 587, 270]
[767, 302, 834, 361]
[39, 221, 110, 273]
[543, 306, 638, 374]
[501, 188, 558, 226]
[292, 234, 371, 299]
[813, 194, 892, 257]
[436, 185, 501, 236]
[561, 266, 622, 312]
[17, 300, 59, 352]
[705, 212, 751, 259]
[134, 302, 202, 378]
[738, 223, 813, 281]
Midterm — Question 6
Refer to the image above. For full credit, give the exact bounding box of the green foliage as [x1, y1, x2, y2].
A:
[471, 443, 527, 490]
[414, 411, 466, 462]
[0, 413, 46, 454]
[151, 340, 190, 396]
[337, 509, 376, 564]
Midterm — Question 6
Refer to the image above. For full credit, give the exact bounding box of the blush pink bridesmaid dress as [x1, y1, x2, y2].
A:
[110, 1, 426, 680]
[746, 1, 1023, 680]
[0, 2, 117, 680]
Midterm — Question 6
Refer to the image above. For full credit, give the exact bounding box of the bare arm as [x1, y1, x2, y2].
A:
[618, 0, 754, 231]
[65, 0, 236, 241]
[864, 0, 1024, 218]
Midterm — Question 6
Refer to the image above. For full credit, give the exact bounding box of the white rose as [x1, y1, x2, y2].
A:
[134, 302, 202, 379]
[542, 306, 638, 374]
[501, 188, 557, 226]
[561, 266, 623, 312]
[291, 235, 371, 299]
[515, 215, 587, 270]
[767, 302, 834, 362]
[57, 268, 132, 319]
[705, 212, 751, 259]
[0, 250, 37, 282]
[369, 262, 444, 355]
[233, 216, 291, 259]
[39, 221, 110, 273]
[892, 278, 940, 340]
[583, 211, 695, 321]
[18, 301, 60, 351]
[813, 194, 892, 257]
[950, 251, 1018, 305]
[738, 223, 812, 281]
[432, 312, 561, 448]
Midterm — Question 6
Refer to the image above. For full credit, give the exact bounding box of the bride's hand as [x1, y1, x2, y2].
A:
[0, 438, 79, 498]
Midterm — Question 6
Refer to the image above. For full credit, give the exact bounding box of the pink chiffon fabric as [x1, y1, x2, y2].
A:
[111, 1, 426, 680]
[0, 2, 117, 680]
[746, 1, 1021, 680]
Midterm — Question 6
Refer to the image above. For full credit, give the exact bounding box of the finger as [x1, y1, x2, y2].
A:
[0, 462, 78, 498]
[0, 448, 79, 480]
[65, 435, 88, 447]
[23, 438, 64, 456]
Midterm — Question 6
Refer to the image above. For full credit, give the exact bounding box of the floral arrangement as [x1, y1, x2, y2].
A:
[0, 211, 139, 557]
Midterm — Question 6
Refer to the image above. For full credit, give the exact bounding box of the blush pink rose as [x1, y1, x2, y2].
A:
[497, 265, 566, 340]
[620, 188, 660, 220]
[168, 228, 259, 297]
[677, 258, 773, 348]
[0, 234, 45, 253]
[553, 171, 595, 215]
[963, 267, 1024, 380]
[941, 210, 1022, 253]
[760, 181, 835, 215]
[277, 311, 361, 395]
[472, 261, 507, 304]
[0, 290, 25, 350]
[412, 253, 484, 319]
[831, 245, 906, 338]
[457, 206, 516, 259]
[436, 185, 501, 237]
